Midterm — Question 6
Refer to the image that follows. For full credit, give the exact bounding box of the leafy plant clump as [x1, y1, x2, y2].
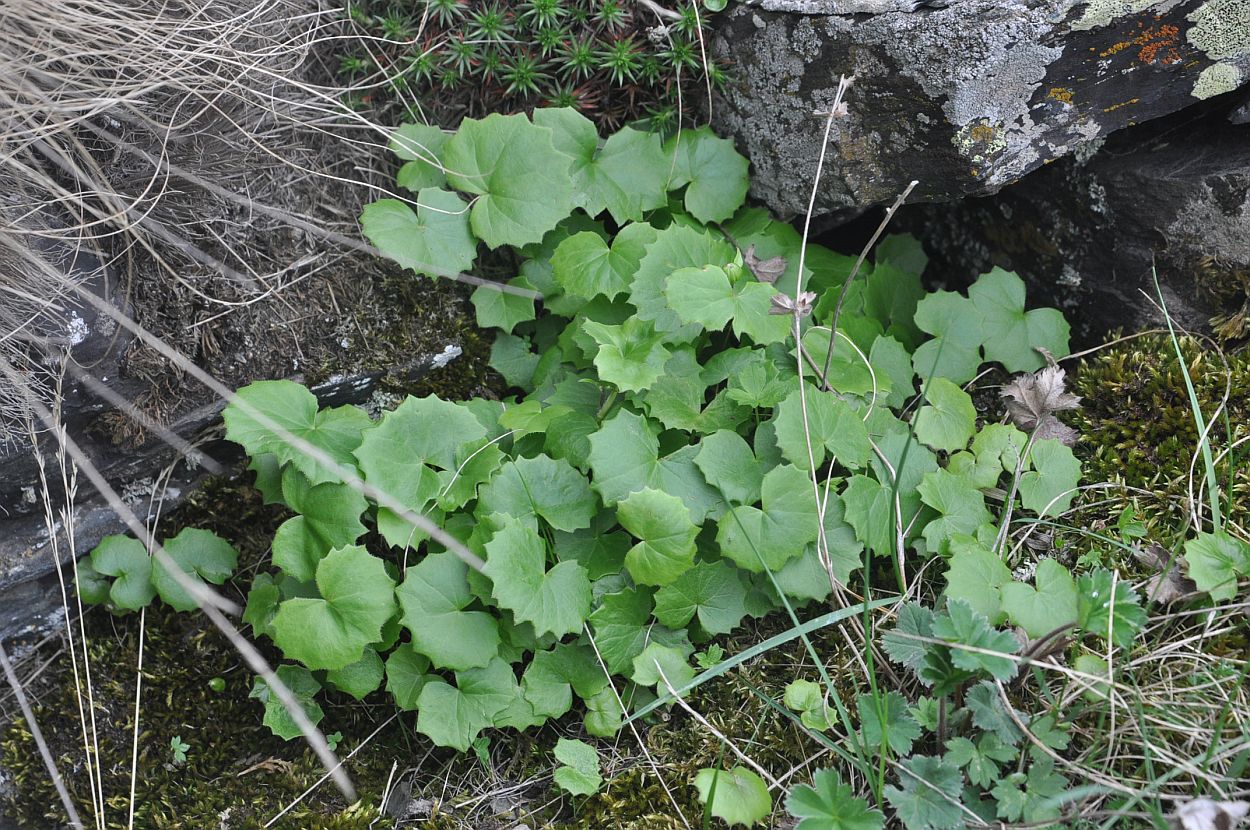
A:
[79, 108, 1242, 827]
[339, 0, 727, 131]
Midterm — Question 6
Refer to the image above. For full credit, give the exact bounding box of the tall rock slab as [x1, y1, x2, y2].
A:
[710, 0, 1250, 214]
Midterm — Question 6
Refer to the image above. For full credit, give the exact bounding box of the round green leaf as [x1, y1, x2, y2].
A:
[617, 488, 699, 586]
[415, 658, 517, 751]
[553, 738, 603, 796]
[663, 127, 750, 223]
[250, 664, 324, 742]
[223, 380, 372, 485]
[90, 535, 154, 611]
[271, 545, 398, 671]
[551, 224, 657, 301]
[385, 644, 432, 710]
[360, 190, 478, 279]
[325, 648, 384, 700]
[443, 113, 575, 249]
[396, 552, 501, 670]
[693, 766, 772, 827]
[968, 268, 1070, 372]
[913, 377, 977, 453]
[1001, 559, 1078, 639]
[151, 528, 239, 612]
[483, 518, 592, 639]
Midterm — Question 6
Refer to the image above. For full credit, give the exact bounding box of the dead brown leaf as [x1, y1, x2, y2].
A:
[1169, 798, 1250, 830]
[1134, 542, 1197, 604]
[744, 244, 787, 284]
[1001, 365, 1082, 447]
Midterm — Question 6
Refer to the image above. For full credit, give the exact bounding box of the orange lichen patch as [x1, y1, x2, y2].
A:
[968, 123, 997, 143]
[1048, 87, 1074, 104]
[1103, 97, 1140, 113]
[1099, 22, 1183, 65]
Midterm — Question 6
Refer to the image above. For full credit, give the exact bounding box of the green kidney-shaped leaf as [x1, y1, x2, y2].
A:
[664, 264, 789, 344]
[385, 644, 432, 710]
[551, 224, 657, 301]
[250, 664, 323, 742]
[654, 559, 749, 636]
[553, 737, 603, 796]
[90, 535, 154, 611]
[391, 122, 448, 190]
[773, 387, 872, 472]
[968, 268, 1070, 372]
[912, 377, 977, 453]
[1183, 531, 1250, 602]
[664, 127, 750, 223]
[483, 517, 592, 638]
[325, 648, 384, 700]
[470, 279, 536, 333]
[477, 454, 597, 532]
[272, 471, 369, 581]
[582, 317, 672, 393]
[1001, 558, 1078, 639]
[396, 552, 501, 670]
[717, 464, 821, 573]
[631, 223, 736, 336]
[415, 658, 518, 751]
[151, 528, 239, 612]
[1018, 439, 1081, 517]
[693, 766, 772, 828]
[534, 108, 669, 224]
[442, 113, 575, 248]
[223, 380, 372, 486]
[617, 488, 699, 586]
[271, 545, 398, 671]
[360, 190, 478, 279]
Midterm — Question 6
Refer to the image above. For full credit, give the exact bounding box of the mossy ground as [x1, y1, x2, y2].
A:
[3, 332, 1247, 828]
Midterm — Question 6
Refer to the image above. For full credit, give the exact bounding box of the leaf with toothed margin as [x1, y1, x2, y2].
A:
[360, 190, 478, 279]
[617, 488, 699, 586]
[396, 552, 501, 671]
[150, 528, 239, 612]
[270, 545, 397, 672]
[442, 113, 576, 249]
[551, 224, 658, 301]
[483, 517, 592, 638]
[663, 126, 751, 223]
[90, 535, 154, 611]
[533, 108, 669, 224]
[250, 664, 324, 741]
[271, 467, 368, 581]
[630, 223, 735, 337]
[223, 380, 373, 486]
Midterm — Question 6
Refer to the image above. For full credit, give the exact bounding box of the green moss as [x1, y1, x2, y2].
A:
[1067, 333, 1250, 515]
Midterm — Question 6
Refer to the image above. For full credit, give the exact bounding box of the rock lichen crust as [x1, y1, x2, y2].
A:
[711, 0, 1250, 213]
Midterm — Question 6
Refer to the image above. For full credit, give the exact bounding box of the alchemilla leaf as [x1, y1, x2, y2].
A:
[617, 487, 699, 586]
[360, 190, 477, 279]
[271, 545, 398, 672]
[786, 768, 884, 830]
[396, 552, 500, 670]
[483, 517, 592, 638]
[442, 113, 575, 248]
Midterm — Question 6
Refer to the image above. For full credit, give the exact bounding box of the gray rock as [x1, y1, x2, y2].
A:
[904, 100, 1250, 343]
[710, 0, 1250, 215]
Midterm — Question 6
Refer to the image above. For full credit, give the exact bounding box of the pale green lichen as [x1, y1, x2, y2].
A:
[1188, 0, 1250, 59]
[1073, 0, 1159, 31]
[1192, 61, 1244, 97]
